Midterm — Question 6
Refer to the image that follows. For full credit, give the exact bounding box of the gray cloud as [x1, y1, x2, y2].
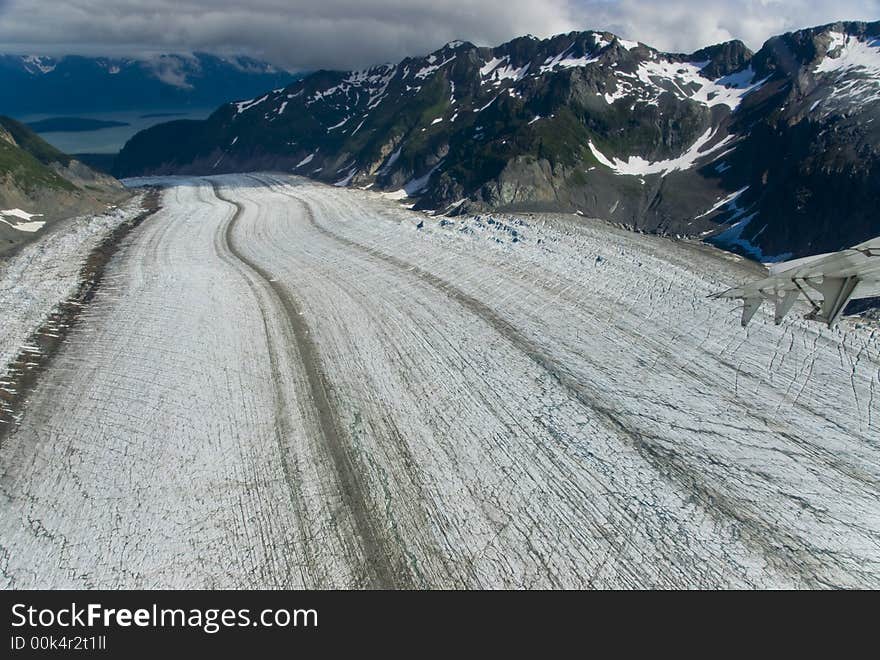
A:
[571, 0, 880, 53]
[0, 0, 877, 71]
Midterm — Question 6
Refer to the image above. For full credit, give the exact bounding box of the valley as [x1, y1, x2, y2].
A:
[0, 175, 877, 588]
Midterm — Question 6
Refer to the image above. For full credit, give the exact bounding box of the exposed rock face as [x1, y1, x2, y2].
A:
[115, 21, 880, 259]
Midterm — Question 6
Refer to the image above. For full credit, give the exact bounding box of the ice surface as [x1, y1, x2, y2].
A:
[1, 175, 877, 589]
[0, 199, 143, 378]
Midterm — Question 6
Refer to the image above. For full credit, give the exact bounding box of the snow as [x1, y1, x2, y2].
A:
[234, 94, 269, 114]
[599, 58, 766, 110]
[711, 211, 761, 258]
[816, 32, 880, 75]
[539, 44, 599, 73]
[528, 115, 542, 125]
[589, 127, 735, 176]
[814, 32, 880, 106]
[487, 62, 530, 84]
[1, 208, 40, 221]
[480, 56, 506, 77]
[415, 55, 456, 80]
[334, 166, 358, 187]
[544, 54, 598, 72]
[294, 151, 316, 169]
[1, 175, 878, 588]
[694, 186, 749, 219]
[22, 55, 56, 74]
[0, 209, 45, 232]
[0, 219, 45, 233]
[378, 188, 410, 200]
[431, 117, 443, 125]
[704, 191, 789, 261]
[632, 60, 767, 110]
[0, 197, 143, 377]
[377, 147, 401, 175]
[475, 94, 500, 112]
[403, 160, 444, 195]
[306, 65, 397, 112]
[327, 116, 350, 131]
[603, 84, 629, 105]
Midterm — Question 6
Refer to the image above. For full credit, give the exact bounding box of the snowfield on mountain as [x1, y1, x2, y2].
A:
[114, 21, 880, 263]
[0, 175, 877, 589]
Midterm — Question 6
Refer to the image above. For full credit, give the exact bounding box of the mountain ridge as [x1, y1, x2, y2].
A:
[0, 53, 299, 115]
[114, 21, 880, 260]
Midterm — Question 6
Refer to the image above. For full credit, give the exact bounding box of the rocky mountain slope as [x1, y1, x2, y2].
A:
[0, 116, 128, 255]
[0, 53, 297, 115]
[114, 21, 880, 260]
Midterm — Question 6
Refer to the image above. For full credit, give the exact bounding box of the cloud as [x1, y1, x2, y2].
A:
[0, 0, 576, 70]
[0, 0, 877, 71]
[571, 0, 880, 53]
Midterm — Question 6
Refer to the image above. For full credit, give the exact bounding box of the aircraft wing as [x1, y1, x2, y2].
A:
[712, 236, 880, 327]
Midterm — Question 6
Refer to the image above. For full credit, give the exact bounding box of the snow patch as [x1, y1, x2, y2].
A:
[694, 187, 749, 219]
[415, 55, 456, 80]
[0, 209, 45, 233]
[379, 189, 410, 201]
[22, 55, 56, 74]
[327, 116, 350, 131]
[589, 128, 734, 177]
[403, 161, 444, 195]
[633, 60, 767, 110]
[476, 95, 500, 112]
[377, 147, 401, 175]
[814, 32, 880, 106]
[235, 94, 269, 115]
[480, 56, 506, 77]
[295, 152, 316, 169]
[334, 166, 358, 187]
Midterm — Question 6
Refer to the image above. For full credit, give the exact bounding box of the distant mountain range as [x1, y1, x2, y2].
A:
[0, 53, 299, 115]
[114, 21, 880, 261]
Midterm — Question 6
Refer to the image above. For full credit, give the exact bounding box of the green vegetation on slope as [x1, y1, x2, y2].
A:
[0, 115, 77, 193]
[0, 116, 72, 166]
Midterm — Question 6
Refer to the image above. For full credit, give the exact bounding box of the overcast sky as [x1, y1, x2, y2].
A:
[0, 0, 877, 70]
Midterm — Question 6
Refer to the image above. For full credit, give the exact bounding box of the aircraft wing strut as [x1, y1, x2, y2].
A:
[712, 236, 880, 328]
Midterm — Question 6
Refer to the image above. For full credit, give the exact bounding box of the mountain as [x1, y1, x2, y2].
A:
[0, 116, 126, 254]
[114, 22, 880, 260]
[0, 53, 298, 115]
